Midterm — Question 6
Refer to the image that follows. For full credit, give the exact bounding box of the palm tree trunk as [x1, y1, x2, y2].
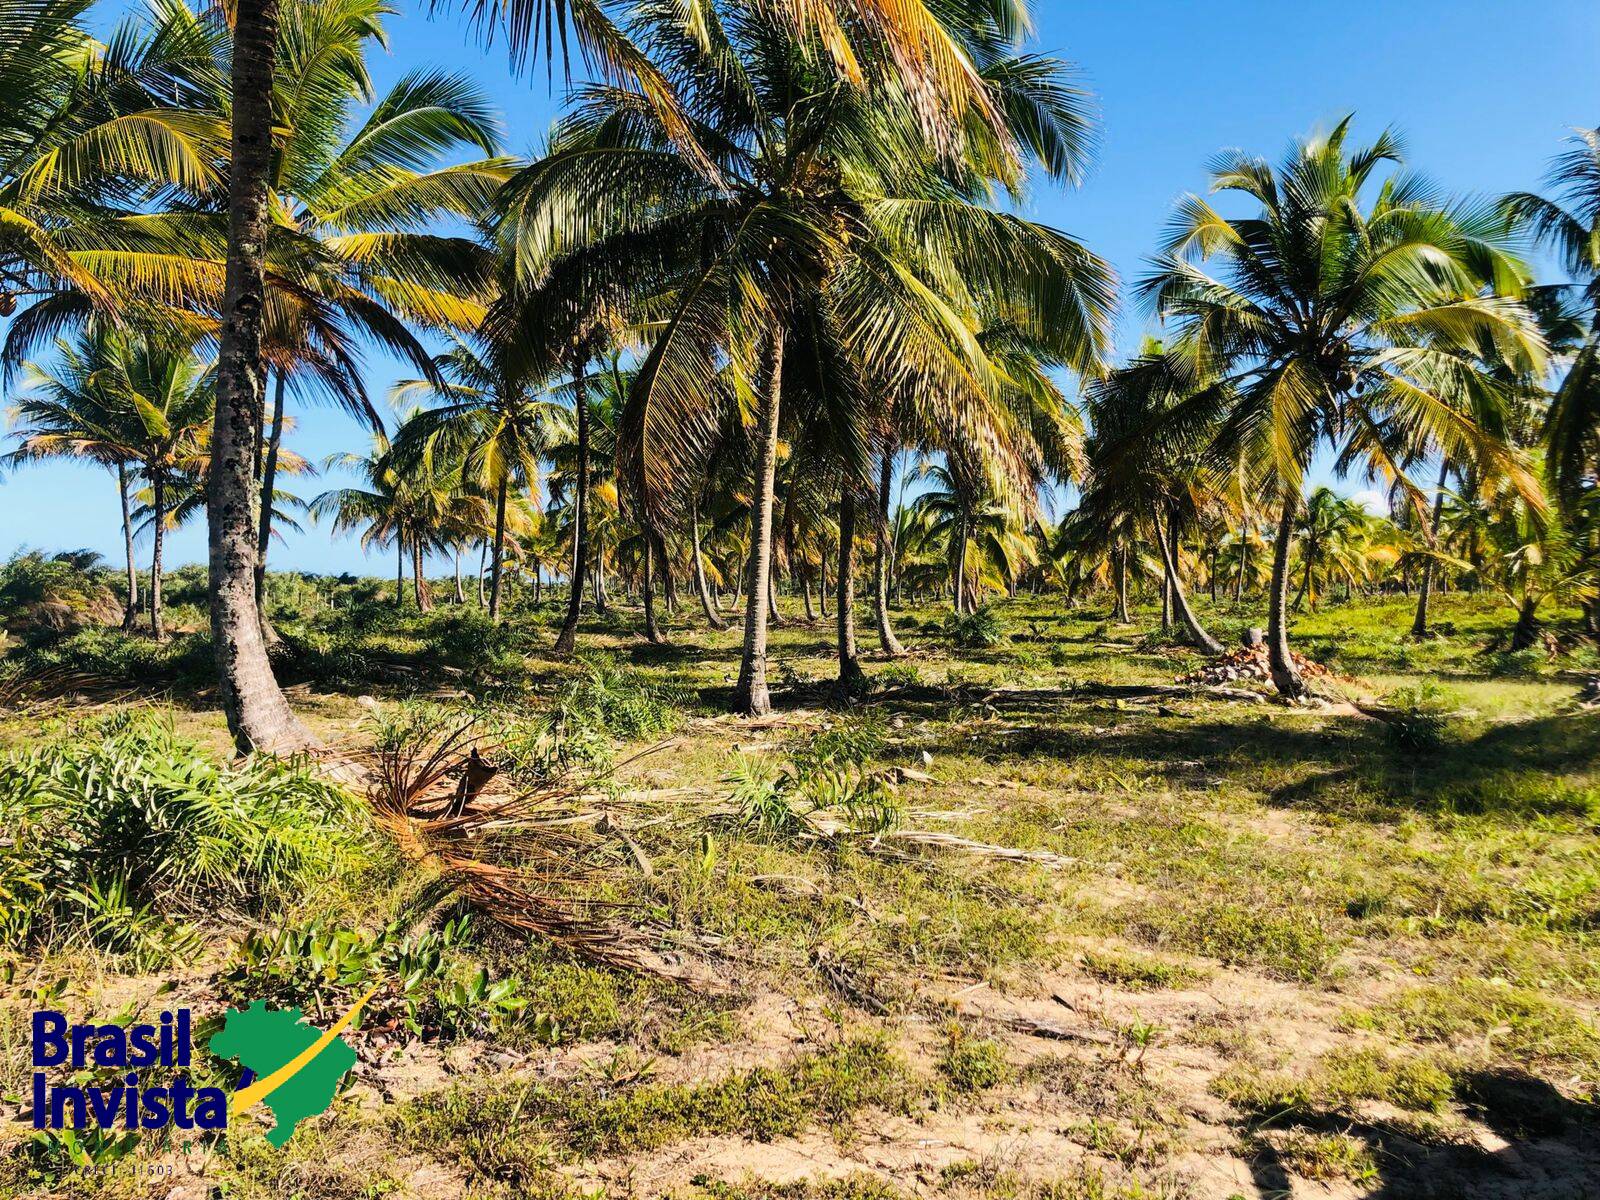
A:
[118, 463, 139, 631]
[1411, 459, 1450, 638]
[412, 539, 432, 612]
[1153, 510, 1223, 655]
[953, 513, 968, 614]
[801, 568, 817, 621]
[488, 475, 510, 621]
[1267, 488, 1309, 699]
[692, 502, 728, 630]
[593, 548, 609, 613]
[1113, 546, 1130, 622]
[396, 539, 405, 606]
[818, 547, 829, 617]
[659, 533, 677, 615]
[453, 547, 465, 604]
[835, 488, 864, 694]
[554, 359, 589, 656]
[206, 0, 310, 753]
[1234, 519, 1249, 603]
[735, 329, 785, 715]
[477, 539, 487, 608]
[874, 451, 905, 657]
[1510, 594, 1541, 651]
[150, 474, 166, 640]
[255, 369, 286, 645]
[641, 530, 664, 644]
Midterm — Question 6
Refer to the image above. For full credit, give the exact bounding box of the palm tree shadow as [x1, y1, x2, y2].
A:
[1242, 1071, 1599, 1198]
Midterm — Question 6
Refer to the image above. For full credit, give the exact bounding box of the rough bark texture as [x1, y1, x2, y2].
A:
[1267, 489, 1310, 698]
[118, 463, 138, 630]
[692, 503, 727, 630]
[412, 540, 432, 611]
[207, 0, 313, 753]
[1411, 460, 1450, 638]
[641, 528, 665, 644]
[1154, 510, 1224, 655]
[255, 370, 286, 644]
[487, 477, 508, 620]
[874, 451, 905, 656]
[149, 474, 166, 640]
[734, 330, 785, 716]
[835, 489, 864, 694]
[553, 360, 589, 656]
[1112, 547, 1130, 622]
[1509, 596, 1541, 651]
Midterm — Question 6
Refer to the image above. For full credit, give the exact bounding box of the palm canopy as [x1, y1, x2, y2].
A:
[1139, 116, 1545, 510]
[0, 0, 226, 324]
[8, 327, 214, 480]
[1505, 127, 1600, 515]
[496, 0, 1114, 519]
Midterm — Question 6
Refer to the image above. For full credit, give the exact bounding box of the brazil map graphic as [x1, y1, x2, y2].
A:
[210, 1002, 358, 1147]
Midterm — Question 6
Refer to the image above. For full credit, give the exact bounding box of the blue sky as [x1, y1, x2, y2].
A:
[4, 0, 1597, 573]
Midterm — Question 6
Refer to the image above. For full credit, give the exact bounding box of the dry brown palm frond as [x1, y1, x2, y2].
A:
[359, 711, 734, 995]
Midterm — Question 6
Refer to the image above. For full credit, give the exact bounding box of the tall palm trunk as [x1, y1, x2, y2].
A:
[1153, 510, 1223, 655]
[207, 0, 310, 753]
[477, 539, 487, 608]
[453, 548, 465, 604]
[1411, 459, 1450, 638]
[396, 539, 405, 606]
[801, 568, 817, 621]
[255, 370, 286, 644]
[874, 451, 905, 656]
[1234, 517, 1249, 603]
[835, 489, 864, 693]
[735, 329, 785, 716]
[593, 548, 609, 613]
[554, 359, 589, 656]
[818, 548, 828, 617]
[1112, 545, 1130, 622]
[659, 533, 677, 614]
[117, 462, 139, 631]
[487, 476, 509, 620]
[412, 539, 432, 611]
[952, 513, 968, 614]
[149, 474, 166, 640]
[692, 502, 727, 630]
[1267, 488, 1309, 698]
[641, 529, 664, 644]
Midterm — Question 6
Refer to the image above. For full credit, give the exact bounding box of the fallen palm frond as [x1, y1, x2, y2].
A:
[361, 706, 732, 995]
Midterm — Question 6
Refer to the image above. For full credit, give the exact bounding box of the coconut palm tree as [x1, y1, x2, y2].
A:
[1290, 488, 1374, 611]
[0, 0, 225, 336]
[1138, 117, 1545, 696]
[390, 334, 565, 622]
[502, 0, 1111, 711]
[9, 329, 214, 638]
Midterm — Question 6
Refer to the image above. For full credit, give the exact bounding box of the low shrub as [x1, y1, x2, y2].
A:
[946, 606, 1009, 649]
[0, 710, 368, 965]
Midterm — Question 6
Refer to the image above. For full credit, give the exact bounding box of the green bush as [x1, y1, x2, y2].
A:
[0, 710, 368, 965]
[946, 606, 1009, 649]
[1382, 681, 1472, 752]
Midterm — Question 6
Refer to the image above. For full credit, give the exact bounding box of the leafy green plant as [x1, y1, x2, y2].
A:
[946, 605, 1009, 649]
[0, 710, 368, 964]
[1381, 681, 1472, 752]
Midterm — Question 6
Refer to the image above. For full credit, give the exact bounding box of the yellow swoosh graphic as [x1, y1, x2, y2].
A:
[229, 985, 378, 1122]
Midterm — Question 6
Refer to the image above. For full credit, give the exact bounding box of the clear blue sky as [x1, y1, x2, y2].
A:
[4, 0, 1597, 573]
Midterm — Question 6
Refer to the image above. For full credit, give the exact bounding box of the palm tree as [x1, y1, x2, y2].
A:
[1139, 118, 1545, 697]
[10, 330, 214, 638]
[1081, 351, 1228, 653]
[205, 0, 1043, 745]
[503, 1, 1111, 711]
[0, 0, 225, 334]
[311, 420, 458, 608]
[1291, 488, 1373, 611]
[390, 335, 564, 623]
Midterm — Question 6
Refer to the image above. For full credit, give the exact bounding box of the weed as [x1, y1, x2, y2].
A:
[938, 1028, 1010, 1093]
